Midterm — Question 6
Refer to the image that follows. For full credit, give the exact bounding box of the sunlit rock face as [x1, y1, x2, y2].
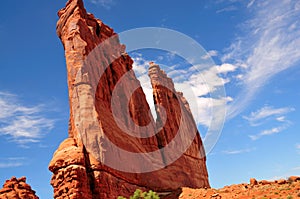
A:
[49, 0, 209, 198]
[0, 177, 39, 199]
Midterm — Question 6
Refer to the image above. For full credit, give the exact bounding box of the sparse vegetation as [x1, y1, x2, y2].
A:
[118, 189, 160, 199]
[286, 195, 293, 199]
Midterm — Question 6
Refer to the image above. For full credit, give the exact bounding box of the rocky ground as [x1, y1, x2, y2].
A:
[164, 176, 300, 199]
[0, 176, 299, 198]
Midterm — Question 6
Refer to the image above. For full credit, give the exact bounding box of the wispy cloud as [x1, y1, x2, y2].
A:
[276, 116, 286, 122]
[90, 0, 115, 9]
[247, 0, 256, 8]
[0, 92, 55, 146]
[0, 157, 25, 169]
[249, 125, 289, 141]
[292, 166, 300, 171]
[0, 162, 23, 169]
[224, 0, 300, 119]
[243, 106, 295, 126]
[201, 50, 218, 60]
[222, 147, 255, 155]
[296, 144, 300, 154]
[216, 5, 238, 13]
[246, 105, 294, 140]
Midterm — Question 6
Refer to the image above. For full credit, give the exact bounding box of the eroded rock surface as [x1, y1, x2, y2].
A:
[0, 177, 39, 199]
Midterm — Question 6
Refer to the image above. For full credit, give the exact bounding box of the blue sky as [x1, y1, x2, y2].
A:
[0, 0, 299, 198]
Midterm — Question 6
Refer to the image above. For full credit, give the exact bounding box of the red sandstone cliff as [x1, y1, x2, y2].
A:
[149, 62, 209, 188]
[48, 0, 209, 198]
[0, 177, 39, 199]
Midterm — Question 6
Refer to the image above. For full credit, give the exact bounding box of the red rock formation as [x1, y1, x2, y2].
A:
[0, 177, 39, 199]
[148, 62, 209, 189]
[49, 0, 209, 198]
[289, 176, 300, 182]
[249, 178, 258, 186]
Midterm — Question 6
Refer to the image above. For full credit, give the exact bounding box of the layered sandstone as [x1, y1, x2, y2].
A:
[49, 0, 209, 198]
[0, 177, 39, 199]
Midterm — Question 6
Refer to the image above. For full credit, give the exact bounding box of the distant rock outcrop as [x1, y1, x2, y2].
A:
[165, 176, 300, 199]
[0, 177, 39, 199]
[49, 0, 209, 198]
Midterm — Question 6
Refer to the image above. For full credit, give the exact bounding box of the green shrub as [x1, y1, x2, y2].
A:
[118, 189, 160, 199]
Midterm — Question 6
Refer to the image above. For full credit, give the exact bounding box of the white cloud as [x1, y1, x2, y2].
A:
[216, 5, 238, 13]
[189, 97, 230, 127]
[0, 92, 55, 146]
[216, 63, 237, 74]
[222, 147, 255, 155]
[131, 53, 231, 131]
[245, 106, 294, 140]
[90, 0, 115, 9]
[276, 116, 286, 122]
[173, 65, 232, 128]
[0, 157, 25, 169]
[186, 65, 231, 96]
[132, 56, 148, 76]
[260, 127, 282, 136]
[249, 125, 288, 141]
[0, 162, 23, 169]
[243, 106, 295, 126]
[0, 97, 40, 119]
[1, 116, 54, 142]
[247, 0, 256, 8]
[201, 50, 218, 60]
[224, 0, 300, 119]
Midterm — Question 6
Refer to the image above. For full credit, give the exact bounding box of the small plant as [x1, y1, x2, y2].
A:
[286, 195, 293, 199]
[118, 189, 160, 199]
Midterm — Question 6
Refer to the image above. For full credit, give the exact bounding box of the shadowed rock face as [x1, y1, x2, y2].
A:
[0, 177, 39, 199]
[49, 0, 209, 198]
